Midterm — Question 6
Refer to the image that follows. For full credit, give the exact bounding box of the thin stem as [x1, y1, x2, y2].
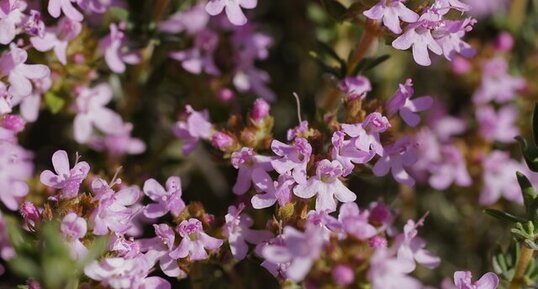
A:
[509, 244, 534, 289]
[292, 92, 303, 123]
[346, 19, 379, 75]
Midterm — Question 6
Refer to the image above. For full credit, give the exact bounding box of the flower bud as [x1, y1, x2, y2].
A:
[20, 201, 41, 229]
[2, 114, 25, 133]
[251, 98, 270, 122]
[494, 31, 514, 52]
[331, 264, 355, 286]
[218, 88, 235, 103]
[211, 132, 234, 151]
[451, 56, 471, 75]
[369, 202, 392, 224]
[368, 235, 387, 249]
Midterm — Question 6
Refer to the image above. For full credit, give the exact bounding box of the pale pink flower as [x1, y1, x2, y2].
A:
[40, 150, 90, 199]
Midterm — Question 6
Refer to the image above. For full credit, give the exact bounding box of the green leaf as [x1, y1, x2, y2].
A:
[316, 41, 347, 72]
[350, 54, 390, 76]
[320, 0, 348, 22]
[516, 136, 538, 172]
[44, 92, 65, 114]
[8, 257, 40, 278]
[533, 103, 538, 144]
[484, 208, 526, 223]
[309, 51, 342, 77]
[109, 7, 130, 21]
[516, 171, 538, 224]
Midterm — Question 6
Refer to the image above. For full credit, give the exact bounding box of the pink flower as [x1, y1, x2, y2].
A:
[287, 121, 309, 141]
[141, 224, 186, 278]
[262, 225, 325, 282]
[23, 10, 45, 37]
[479, 151, 523, 205]
[48, 0, 83, 21]
[205, 0, 257, 26]
[331, 131, 375, 175]
[73, 83, 124, 143]
[435, 17, 476, 61]
[0, 0, 25, 45]
[393, 219, 440, 271]
[90, 179, 141, 235]
[306, 210, 342, 240]
[84, 255, 171, 289]
[338, 203, 377, 240]
[476, 105, 519, 143]
[373, 136, 418, 186]
[223, 204, 272, 260]
[251, 98, 270, 122]
[392, 9, 443, 66]
[341, 112, 391, 156]
[169, 218, 223, 261]
[30, 17, 82, 65]
[173, 105, 213, 155]
[386, 79, 432, 127]
[271, 138, 311, 184]
[0, 44, 50, 97]
[159, 5, 209, 35]
[231, 147, 273, 195]
[99, 23, 141, 73]
[339, 76, 372, 100]
[428, 145, 471, 190]
[367, 248, 422, 289]
[40, 150, 90, 199]
[473, 57, 526, 104]
[293, 159, 356, 212]
[170, 29, 220, 75]
[332, 264, 355, 286]
[0, 142, 33, 211]
[453, 271, 499, 289]
[20, 201, 41, 229]
[142, 176, 185, 218]
[89, 122, 146, 157]
[251, 172, 295, 209]
[61, 212, 88, 260]
[363, 0, 419, 34]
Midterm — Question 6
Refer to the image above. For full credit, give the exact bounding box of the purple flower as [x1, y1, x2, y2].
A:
[231, 147, 273, 195]
[454, 271, 499, 289]
[0, 0, 25, 45]
[73, 84, 124, 143]
[14, 76, 51, 123]
[479, 151, 523, 205]
[89, 122, 146, 157]
[141, 224, 186, 278]
[169, 218, 223, 261]
[393, 219, 440, 271]
[339, 76, 372, 100]
[250, 98, 270, 122]
[386, 79, 432, 127]
[373, 136, 418, 186]
[473, 57, 526, 104]
[392, 8, 444, 66]
[271, 138, 311, 184]
[48, 0, 83, 21]
[99, 23, 141, 73]
[211, 131, 234, 151]
[251, 172, 295, 209]
[90, 179, 141, 235]
[84, 255, 171, 289]
[61, 212, 88, 260]
[338, 202, 377, 240]
[223, 204, 272, 260]
[287, 120, 309, 141]
[20, 201, 41, 229]
[466, 0, 508, 18]
[0, 142, 33, 211]
[262, 225, 325, 282]
[40, 150, 90, 199]
[170, 29, 220, 75]
[0, 44, 50, 97]
[367, 248, 422, 289]
[30, 17, 82, 65]
[363, 0, 419, 34]
[109, 234, 141, 259]
[341, 112, 391, 156]
[23, 10, 45, 37]
[158, 4, 209, 35]
[293, 159, 356, 212]
[434, 17, 476, 61]
[173, 105, 213, 155]
[428, 145, 471, 190]
[306, 210, 342, 240]
[142, 176, 185, 218]
[476, 105, 519, 143]
[205, 0, 257, 26]
[330, 131, 375, 175]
